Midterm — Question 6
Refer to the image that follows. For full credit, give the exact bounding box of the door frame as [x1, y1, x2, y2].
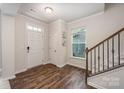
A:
[25, 22, 44, 69]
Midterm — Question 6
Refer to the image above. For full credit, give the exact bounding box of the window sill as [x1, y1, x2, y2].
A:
[70, 56, 86, 60]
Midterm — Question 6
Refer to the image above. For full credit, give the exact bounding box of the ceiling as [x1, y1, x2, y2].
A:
[18, 3, 104, 23]
[0, 3, 105, 23]
[0, 3, 21, 16]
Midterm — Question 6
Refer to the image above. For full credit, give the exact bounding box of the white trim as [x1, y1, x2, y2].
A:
[67, 62, 85, 69]
[73, 42, 86, 44]
[15, 68, 27, 74]
[88, 81, 105, 89]
[18, 14, 47, 24]
[42, 61, 51, 65]
[0, 69, 1, 73]
[0, 75, 15, 80]
[49, 62, 66, 68]
[56, 63, 66, 68]
[0, 10, 2, 77]
[68, 11, 104, 25]
[70, 56, 86, 60]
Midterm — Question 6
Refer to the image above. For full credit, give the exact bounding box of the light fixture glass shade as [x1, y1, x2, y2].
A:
[45, 7, 53, 14]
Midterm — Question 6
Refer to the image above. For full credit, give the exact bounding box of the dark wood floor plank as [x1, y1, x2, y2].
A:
[9, 64, 94, 89]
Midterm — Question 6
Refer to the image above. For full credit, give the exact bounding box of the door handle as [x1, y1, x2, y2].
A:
[27, 46, 30, 53]
[54, 50, 56, 52]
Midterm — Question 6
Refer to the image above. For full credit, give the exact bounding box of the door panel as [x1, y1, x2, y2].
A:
[28, 29, 43, 68]
[49, 34, 58, 64]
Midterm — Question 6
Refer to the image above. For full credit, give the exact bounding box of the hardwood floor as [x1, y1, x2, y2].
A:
[9, 64, 94, 89]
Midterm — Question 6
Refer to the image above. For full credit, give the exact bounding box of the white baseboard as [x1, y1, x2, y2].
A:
[88, 81, 105, 89]
[0, 79, 11, 89]
[15, 62, 50, 74]
[67, 62, 85, 69]
[15, 68, 27, 74]
[0, 75, 16, 80]
[42, 61, 50, 65]
[56, 63, 66, 68]
[48, 62, 66, 68]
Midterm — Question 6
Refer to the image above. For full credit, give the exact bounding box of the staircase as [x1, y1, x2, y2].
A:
[85, 28, 124, 88]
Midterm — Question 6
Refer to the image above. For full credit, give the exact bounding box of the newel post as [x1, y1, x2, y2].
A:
[85, 47, 88, 85]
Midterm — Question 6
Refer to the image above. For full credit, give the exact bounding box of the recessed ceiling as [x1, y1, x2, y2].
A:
[19, 3, 104, 23]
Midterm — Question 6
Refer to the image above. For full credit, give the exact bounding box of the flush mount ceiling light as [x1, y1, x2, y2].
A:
[30, 9, 36, 12]
[45, 7, 53, 14]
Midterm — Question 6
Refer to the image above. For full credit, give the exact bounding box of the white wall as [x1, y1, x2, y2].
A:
[67, 4, 124, 69]
[1, 4, 124, 78]
[0, 10, 2, 75]
[88, 66, 124, 89]
[15, 14, 48, 73]
[1, 14, 15, 79]
[48, 19, 67, 67]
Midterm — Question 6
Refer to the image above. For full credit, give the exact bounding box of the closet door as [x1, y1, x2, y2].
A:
[49, 33, 58, 64]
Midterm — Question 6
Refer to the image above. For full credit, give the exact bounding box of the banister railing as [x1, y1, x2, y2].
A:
[85, 28, 124, 85]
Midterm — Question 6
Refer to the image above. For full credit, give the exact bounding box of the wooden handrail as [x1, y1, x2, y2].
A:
[88, 28, 124, 51]
[86, 27, 124, 86]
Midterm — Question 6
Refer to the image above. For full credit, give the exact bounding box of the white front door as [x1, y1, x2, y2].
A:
[27, 25, 43, 68]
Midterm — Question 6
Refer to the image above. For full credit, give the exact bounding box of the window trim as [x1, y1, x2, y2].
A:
[70, 56, 86, 60]
[71, 27, 86, 59]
